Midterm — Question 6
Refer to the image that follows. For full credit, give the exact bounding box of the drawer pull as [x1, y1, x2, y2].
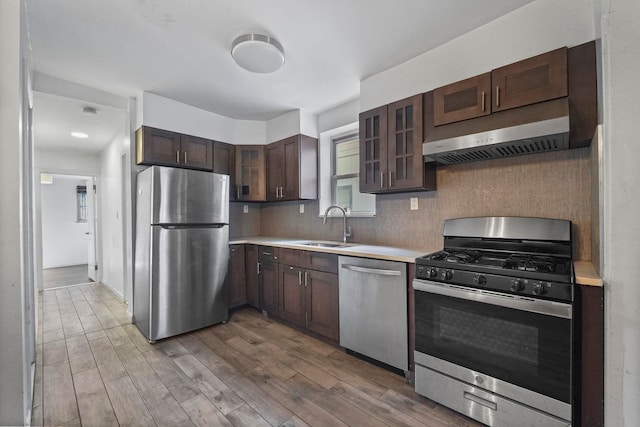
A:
[463, 392, 497, 411]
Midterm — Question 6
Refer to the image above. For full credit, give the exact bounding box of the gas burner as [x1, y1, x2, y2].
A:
[428, 250, 480, 264]
[502, 255, 555, 273]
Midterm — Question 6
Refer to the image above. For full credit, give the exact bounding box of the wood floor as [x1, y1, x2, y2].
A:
[43, 264, 93, 289]
[32, 283, 481, 427]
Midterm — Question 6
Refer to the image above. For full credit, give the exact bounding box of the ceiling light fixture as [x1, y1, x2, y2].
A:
[71, 132, 89, 138]
[231, 33, 285, 73]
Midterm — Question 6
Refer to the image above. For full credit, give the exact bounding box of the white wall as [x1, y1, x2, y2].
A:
[360, 0, 595, 111]
[140, 92, 267, 143]
[139, 91, 319, 145]
[99, 125, 128, 299]
[600, 0, 640, 424]
[40, 176, 89, 268]
[0, 1, 29, 424]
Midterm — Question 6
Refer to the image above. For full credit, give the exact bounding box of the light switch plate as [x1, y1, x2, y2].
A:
[243, 204, 249, 214]
[410, 197, 419, 210]
[299, 204, 304, 214]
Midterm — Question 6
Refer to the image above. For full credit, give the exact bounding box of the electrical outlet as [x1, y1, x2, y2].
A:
[410, 197, 419, 210]
[243, 204, 249, 214]
[299, 204, 305, 214]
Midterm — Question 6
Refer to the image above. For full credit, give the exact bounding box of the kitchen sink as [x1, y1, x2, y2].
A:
[299, 242, 352, 248]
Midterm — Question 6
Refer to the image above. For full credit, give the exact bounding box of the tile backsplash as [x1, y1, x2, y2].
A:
[231, 148, 592, 260]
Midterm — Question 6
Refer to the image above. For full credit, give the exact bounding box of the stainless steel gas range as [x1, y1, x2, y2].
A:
[413, 217, 574, 427]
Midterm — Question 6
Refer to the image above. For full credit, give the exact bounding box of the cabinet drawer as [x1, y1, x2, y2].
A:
[305, 251, 338, 274]
[258, 246, 279, 262]
[279, 248, 305, 267]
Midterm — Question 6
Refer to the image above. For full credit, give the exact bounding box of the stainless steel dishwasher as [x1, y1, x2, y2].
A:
[338, 256, 408, 372]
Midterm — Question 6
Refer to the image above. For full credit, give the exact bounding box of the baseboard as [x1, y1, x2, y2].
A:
[99, 280, 124, 301]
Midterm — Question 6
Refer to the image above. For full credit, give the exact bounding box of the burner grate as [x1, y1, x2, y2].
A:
[502, 254, 556, 273]
[428, 250, 481, 264]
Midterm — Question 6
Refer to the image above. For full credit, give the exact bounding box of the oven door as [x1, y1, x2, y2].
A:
[413, 278, 572, 417]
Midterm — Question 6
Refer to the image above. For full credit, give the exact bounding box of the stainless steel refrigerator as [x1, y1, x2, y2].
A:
[133, 166, 229, 342]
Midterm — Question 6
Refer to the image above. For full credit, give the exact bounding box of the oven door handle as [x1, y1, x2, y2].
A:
[413, 279, 572, 319]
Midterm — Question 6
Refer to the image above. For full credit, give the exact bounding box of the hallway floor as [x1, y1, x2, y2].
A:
[42, 264, 93, 289]
[32, 283, 479, 426]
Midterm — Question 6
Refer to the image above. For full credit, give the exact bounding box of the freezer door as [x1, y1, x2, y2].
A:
[147, 165, 229, 224]
[147, 225, 229, 340]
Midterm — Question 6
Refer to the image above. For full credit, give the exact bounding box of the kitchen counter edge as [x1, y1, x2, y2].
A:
[229, 237, 427, 264]
[574, 261, 603, 287]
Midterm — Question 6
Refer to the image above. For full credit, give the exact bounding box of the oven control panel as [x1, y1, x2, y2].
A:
[415, 265, 573, 302]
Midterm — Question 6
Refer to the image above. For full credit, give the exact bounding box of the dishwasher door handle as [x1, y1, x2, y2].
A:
[341, 264, 402, 276]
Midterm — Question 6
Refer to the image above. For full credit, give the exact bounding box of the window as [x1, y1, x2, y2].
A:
[331, 133, 375, 215]
[76, 185, 87, 223]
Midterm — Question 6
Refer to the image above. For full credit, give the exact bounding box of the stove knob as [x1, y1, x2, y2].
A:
[476, 275, 487, 286]
[533, 282, 549, 295]
[511, 280, 525, 292]
[443, 270, 453, 281]
[428, 268, 438, 278]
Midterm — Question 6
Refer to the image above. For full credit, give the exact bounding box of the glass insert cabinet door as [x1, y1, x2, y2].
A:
[235, 145, 266, 201]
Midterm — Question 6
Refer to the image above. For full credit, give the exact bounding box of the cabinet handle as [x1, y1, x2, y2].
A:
[176, 150, 180, 163]
[496, 86, 500, 107]
[236, 186, 241, 200]
[262, 252, 272, 256]
[280, 186, 284, 198]
[184, 151, 187, 164]
[304, 271, 309, 287]
[257, 262, 261, 275]
[380, 171, 384, 189]
[389, 171, 392, 187]
[298, 270, 303, 286]
[481, 91, 486, 112]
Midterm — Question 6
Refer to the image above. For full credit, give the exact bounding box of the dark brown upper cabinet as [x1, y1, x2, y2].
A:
[234, 145, 266, 202]
[434, 73, 491, 126]
[212, 141, 235, 199]
[432, 47, 568, 127]
[492, 47, 568, 112]
[266, 134, 318, 201]
[136, 126, 213, 171]
[360, 95, 435, 194]
[359, 105, 388, 193]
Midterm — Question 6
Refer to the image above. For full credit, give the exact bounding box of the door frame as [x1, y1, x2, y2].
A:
[35, 170, 101, 292]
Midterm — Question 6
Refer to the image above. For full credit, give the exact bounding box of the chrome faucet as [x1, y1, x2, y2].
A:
[323, 205, 352, 243]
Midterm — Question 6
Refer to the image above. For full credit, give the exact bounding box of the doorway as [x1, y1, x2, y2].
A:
[40, 173, 98, 289]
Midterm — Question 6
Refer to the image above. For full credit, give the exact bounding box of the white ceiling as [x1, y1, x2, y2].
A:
[33, 93, 127, 153]
[27, 0, 534, 151]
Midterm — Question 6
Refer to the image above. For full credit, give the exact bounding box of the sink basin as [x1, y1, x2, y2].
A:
[299, 242, 351, 248]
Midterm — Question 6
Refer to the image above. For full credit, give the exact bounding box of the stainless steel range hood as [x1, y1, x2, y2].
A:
[423, 98, 570, 165]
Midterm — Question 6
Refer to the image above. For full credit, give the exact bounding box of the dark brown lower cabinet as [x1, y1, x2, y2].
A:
[577, 284, 604, 427]
[278, 264, 339, 341]
[227, 245, 246, 308]
[275, 248, 339, 341]
[259, 260, 279, 315]
[245, 245, 259, 307]
[305, 269, 339, 341]
[279, 265, 306, 326]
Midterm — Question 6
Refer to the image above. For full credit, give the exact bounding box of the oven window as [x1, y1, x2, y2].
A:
[415, 290, 571, 403]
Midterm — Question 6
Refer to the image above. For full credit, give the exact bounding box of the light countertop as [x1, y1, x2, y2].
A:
[574, 261, 603, 287]
[229, 237, 428, 263]
[230, 237, 604, 285]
